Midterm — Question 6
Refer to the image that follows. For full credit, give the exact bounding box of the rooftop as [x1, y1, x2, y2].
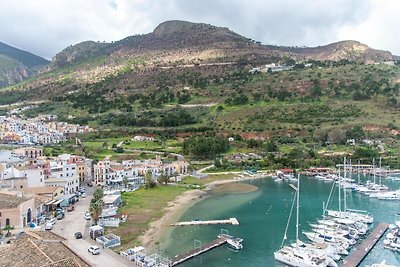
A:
[0, 193, 29, 209]
[0, 231, 90, 267]
[21, 186, 62, 195]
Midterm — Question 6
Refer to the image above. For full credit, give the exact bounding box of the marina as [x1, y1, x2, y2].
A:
[163, 173, 400, 266]
[341, 223, 389, 267]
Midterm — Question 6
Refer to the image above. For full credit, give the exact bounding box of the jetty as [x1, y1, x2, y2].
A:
[341, 222, 389, 267]
[171, 218, 239, 226]
[170, 234, 241, 266]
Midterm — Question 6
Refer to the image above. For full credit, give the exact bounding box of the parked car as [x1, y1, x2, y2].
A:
[56, 213, 64, 220]
[81, 193, 86, 198]
[87, 183, 93, 187]
[84, 213, 91, 220]
[74, 232, 82, 239]
[48, 218, 56, 225]
[45, 223, 53, 230]
[88, 245, 100, 255]
[55, 208, 64, 214]
[67, 205, 75, 212]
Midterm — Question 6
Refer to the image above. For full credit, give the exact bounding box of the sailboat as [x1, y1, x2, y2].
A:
[274, 175, 338, 267]
[326, 157, 374, 224]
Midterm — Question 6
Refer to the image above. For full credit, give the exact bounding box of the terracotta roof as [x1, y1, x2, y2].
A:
[21, 186, 62, 195]
[0, 193, 29, 209]
[0, 231, 90, 267]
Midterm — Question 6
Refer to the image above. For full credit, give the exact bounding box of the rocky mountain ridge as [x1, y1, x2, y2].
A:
[0, 42, 49, 87]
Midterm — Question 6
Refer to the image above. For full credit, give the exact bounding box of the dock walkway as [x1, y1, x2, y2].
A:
[341, 222, 388, 267]
[171, 218, 239, 226]
[170, 236, 228, 266]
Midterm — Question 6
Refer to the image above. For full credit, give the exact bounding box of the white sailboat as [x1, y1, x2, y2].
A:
[274, 175, 337, 267]
[326, 158, 374, 224]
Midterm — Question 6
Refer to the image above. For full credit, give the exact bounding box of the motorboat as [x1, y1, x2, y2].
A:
[227, 238, 243, 250]
[274, 246, 337, 267]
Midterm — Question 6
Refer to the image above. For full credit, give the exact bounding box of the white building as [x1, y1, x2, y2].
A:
[3, 165, 45, 188]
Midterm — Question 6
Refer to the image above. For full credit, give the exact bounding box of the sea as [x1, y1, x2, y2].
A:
[161, 174, 400, 267]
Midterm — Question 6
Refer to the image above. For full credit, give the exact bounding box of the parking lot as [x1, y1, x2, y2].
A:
[51, 186, 134, 267]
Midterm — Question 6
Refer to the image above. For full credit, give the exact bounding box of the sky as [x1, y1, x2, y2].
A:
[0, 0, 399, 60]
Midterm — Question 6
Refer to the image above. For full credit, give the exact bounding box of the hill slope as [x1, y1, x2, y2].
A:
[0, 20, 397, 103]
[0, 42, 49, 87]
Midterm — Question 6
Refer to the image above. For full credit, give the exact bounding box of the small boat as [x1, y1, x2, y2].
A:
[366, 260, 397, 267]
[227, 238, 243, 250]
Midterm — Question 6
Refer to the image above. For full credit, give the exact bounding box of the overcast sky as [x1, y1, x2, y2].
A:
[0, 0, 398, 60]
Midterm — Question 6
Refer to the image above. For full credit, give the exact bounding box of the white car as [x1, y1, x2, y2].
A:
[81, 193, 86, 198]
[88, 245, 100, 255]
[84, 213, 91, 220]
[48, 218, 56, 225]
[45, 222, 53, 230]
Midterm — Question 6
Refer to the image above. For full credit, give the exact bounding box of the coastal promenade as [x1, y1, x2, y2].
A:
[341, 222, 389, 267]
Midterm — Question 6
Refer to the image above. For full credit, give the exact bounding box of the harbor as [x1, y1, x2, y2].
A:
[162, 174, 400, 267]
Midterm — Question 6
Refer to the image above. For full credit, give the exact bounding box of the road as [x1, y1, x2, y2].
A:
[125, 148, 185, 161]
[51, 186, 135, 267]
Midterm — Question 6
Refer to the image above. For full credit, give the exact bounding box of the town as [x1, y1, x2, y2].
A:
[0, 114, 92, 145]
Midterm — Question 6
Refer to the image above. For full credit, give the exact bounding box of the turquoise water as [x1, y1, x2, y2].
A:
[162, 175, 400, 266]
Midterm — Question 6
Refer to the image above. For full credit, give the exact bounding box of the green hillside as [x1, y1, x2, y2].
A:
[0, 41, 49, 87]
[0, 20, 398, 140]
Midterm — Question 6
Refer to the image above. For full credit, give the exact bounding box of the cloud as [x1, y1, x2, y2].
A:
[0, 0, 398, 60]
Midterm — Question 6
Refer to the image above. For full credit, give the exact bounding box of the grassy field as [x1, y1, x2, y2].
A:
[108, 185, 187, 250]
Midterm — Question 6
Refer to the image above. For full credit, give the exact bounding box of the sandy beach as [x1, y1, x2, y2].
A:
[139, 188, 207, 249]
[139, 172, 272, 251]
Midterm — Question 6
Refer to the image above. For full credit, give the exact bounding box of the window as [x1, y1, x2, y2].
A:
[6, 218, 10, 226]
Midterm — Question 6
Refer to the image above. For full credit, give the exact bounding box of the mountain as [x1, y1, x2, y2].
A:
[49, 21, 394, 69]
[281, 40, 393, 63]
[0, 20, 397, 104]
[0, 42, 49, 87]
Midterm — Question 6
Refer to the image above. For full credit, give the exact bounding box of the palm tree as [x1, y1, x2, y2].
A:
[90, 200, 103, 224]
[90, 188, 104, 224]
[3, 225, 14, 236]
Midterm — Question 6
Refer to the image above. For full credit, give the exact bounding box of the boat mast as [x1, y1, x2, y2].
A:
[379, 157, 382, 186]
[338, 163, 341, 212]
[373, 158, 376, 184]
[296, 174, 300, 247]
[343, 157, 347, 212]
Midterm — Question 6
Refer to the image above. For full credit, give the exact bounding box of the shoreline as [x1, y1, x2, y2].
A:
[139, 172, 272, 252]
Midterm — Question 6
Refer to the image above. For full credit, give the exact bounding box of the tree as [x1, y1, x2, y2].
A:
[158, 172, 170, 185]
[3, 225, 14, 236]
[353, 147, 379, 160]
[102, 141, 109, 149]
[265, 141, 278, 152]
[90, 188, 104, 224]
[145, 172, 157, 189]
[122, 176, 129, 188]
[93, 188, 104, 200]
[346, 125, 365, 140]
[89, 200, 103, 224]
